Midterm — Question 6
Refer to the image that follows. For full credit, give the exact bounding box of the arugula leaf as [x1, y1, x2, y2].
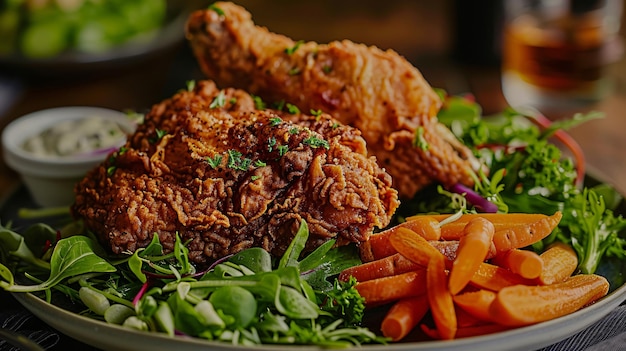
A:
[1, 236, 116, 292]
[562, 188, 626, 274]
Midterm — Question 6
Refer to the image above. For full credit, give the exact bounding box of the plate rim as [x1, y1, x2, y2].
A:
[12, 281, 626, 351]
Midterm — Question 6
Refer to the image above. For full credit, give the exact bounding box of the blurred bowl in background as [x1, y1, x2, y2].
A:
[2, 106, 136, 207]
[0, 0, 202, 76]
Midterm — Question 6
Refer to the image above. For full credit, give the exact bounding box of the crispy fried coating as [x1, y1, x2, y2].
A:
[185, 2, 481, 199]
[71, 80, 399, 266]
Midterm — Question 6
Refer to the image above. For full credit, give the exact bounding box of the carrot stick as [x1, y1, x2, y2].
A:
[381, 295, 429, 341]
[360, 217, 442, 261]
[338, 253, 420, 282]
[490, 274, 609, 326]
[355, 269, 427, 306]
[536, 242, 579, 285]
[389, 227, 444, 266]
[492, 211, 562, 253]
[449, 217, 495, 295]
[453, 289, 497, 322]
[491, 249, 544, 279]
[407, 213, 548, 240]
[427, 254, 457, 340]
[470, 262, 535, 291]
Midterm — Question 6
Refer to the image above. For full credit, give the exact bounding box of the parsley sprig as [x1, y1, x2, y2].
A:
[227, 149, 252, 171]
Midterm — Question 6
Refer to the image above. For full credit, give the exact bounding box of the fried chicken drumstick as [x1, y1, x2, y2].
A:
[185, 2, 481, 199]
[72, 81, 399, 266]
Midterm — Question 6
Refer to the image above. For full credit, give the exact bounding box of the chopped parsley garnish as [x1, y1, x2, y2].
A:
[208, 4, 224, 16]
[303, 136, 330, 149]
[252, 95, 266, 110]
[254, 160, 267, 167]
[206, 155, 223, 169]
[332, 122, 339, 129]
[250, 175, 261, 181]
[310, 109, 323, 117]
[413, 126, 429, 151]
[186, 80, 196, 92]
[105, 147, 126, 176]
[284, 40, 304, 55]
[106, 166, 116, 176]
[269, 117, 283, 126]
[210, 90, 226, 108]
[150, 129, 167, 143]
[268, 137, 277, 152]
[289, 127, 300, 135]
[229, 97, 237, 104]
[277, 144, 289, 156]
[288, 67, 301, 76]
[286, 103, 300, 114]
[322, 65, 332, 74]
[117, 146, 128, 155]
[227, 149, 252, 171]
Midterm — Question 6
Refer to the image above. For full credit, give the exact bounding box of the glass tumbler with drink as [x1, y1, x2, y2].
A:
[501, 0, 623, 112]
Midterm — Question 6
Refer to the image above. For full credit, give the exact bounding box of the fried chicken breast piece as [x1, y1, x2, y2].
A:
[185, 2, 482, 199]
[71, 80, 399, 266]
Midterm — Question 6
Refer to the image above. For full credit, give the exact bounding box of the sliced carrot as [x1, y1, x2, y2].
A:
[355, 269, 427, 306]
[453, 289, 497, 322]
[536, 242, 579, 285]
[338, 253, 420, 282]
[470, 262, 535, 291]
[449, 217, 495, 295]
[490, 274, 609, 326]
[492, 211, 562, 253]
[360, 217, 441, 261]
[491, 249, 544, 279]
[407, 213, 547, 240]
[407, 216, 442, 241]
[427, 254, 457, 340]
[389, 227, 444, 266]
[381, 295, 429, 341]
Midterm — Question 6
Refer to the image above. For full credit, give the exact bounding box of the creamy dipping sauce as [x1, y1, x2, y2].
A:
[22, 116, 128, 157]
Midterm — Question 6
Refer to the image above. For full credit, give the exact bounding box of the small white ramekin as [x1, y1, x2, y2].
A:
[2, 106, 136, 207]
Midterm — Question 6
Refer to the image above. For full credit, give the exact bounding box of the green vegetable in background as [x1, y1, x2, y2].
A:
[1, 0, 168, 58]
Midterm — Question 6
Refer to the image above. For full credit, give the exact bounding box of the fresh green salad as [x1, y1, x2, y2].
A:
[0, 0, 167, 58]
[1, 93, 626, 346]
